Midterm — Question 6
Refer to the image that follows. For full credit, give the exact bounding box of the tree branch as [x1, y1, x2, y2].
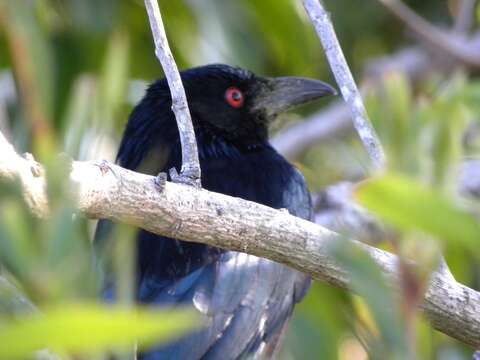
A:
[273, 6, 480, 162]
[377, 0, 480, 68]
[0, 131, 48, 217]
[272, 47, 429, 160]
[272, 40, 467, 160]
[0, 71, 15, 141]
[453, 0, 477, 34]
[312, 182, 392, 245]
[271, 101, 351, 160]
[302, 0, 386, 171]
[0, 131, 479, 348]
[143, 0, 201, 186]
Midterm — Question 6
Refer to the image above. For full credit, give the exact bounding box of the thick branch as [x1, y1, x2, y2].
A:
[302, 0, 386, 170]
[144, 0, 201, 186]
[0, 132, 48, 217]
[0, 132, 479, 348]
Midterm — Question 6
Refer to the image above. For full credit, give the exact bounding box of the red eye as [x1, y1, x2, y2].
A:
[225, 87, 244, 108]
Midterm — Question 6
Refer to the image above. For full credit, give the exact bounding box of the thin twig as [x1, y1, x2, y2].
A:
[453, 0, 477, 34]
[377, 0, 480, 68]
[274, 27, 480, 161]
[0, 71, 15, 141]
[272, 101, 351, 160]
[143, 0, 201, 186]
[272, 46, 433, 160]
[302, 0, 387, 171]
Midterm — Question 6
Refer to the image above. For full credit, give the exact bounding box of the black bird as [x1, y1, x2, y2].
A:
[95, 64, 335, 359]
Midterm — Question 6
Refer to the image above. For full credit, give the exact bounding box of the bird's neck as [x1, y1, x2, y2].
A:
[194, 124, 271, 160]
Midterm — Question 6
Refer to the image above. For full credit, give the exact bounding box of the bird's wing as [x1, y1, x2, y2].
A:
[140, 254, 308, 360]
[138, 165, 312, 360]
[94, 98, 175, 281]
[95, 107, 312, 359]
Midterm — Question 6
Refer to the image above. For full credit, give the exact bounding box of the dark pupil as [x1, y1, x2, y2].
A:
[231, 91, 241, 101]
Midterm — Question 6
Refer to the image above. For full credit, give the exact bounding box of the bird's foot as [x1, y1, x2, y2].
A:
[169, 167, 201, 188]
[154, 172, 168, 190]
[155, 168, 201, 190]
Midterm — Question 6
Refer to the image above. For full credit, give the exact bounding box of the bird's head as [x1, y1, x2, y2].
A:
[179, 64, 336, 144]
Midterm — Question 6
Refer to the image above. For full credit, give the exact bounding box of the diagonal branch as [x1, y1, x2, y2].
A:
[272, 45, 428, 159]
[272, 100, 351, 160]
[272, 36, 473, 160]
[453, 0, 477, 34]
[376, 0, 480, 68]
[302, 0, 386, 171]
[279, 3, 480, 164]
[0, 131, 479, 348]
[143, 0, 201, 186]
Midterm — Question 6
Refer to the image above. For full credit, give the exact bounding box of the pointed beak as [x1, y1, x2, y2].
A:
[251, 76, 336, 118]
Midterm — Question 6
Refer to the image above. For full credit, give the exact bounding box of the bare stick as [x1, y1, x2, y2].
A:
[0, 131, 479, 348]
[143, 0, 201, 186]
[302, 0, 386, 171]
[273, 46, 433, 160]
[376, 0, 480, 68]
[274, 24, 480, 160]
[0, 71, 15, 141]
[272, 101, 351, 160]
[453, 0, 477, 34]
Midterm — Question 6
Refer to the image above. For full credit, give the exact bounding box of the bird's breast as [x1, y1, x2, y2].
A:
[198, 145, 290, 208]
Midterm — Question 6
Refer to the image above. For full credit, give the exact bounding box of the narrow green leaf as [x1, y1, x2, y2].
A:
[0, 303, 200, 359]
[356, 174, 480, 253]
[99, 30, 130, 129]
[331, 239, 408, 357]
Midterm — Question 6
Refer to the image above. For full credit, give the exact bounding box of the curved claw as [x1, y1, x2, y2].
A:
[169, 167, 201, 188]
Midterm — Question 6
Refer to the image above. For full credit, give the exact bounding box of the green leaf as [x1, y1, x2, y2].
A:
[99, 30, 130, 129]
[331, 239, 408, 357]
[356, 174, 480, 253]
[0, 303, 200, 358]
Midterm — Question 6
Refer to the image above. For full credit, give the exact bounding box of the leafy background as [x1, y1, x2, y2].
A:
[0, 0, 479, 359]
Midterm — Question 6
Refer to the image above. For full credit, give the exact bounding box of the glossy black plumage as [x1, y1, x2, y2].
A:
[94, 64, 334, 359]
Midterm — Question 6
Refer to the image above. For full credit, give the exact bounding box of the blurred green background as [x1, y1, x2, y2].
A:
[0, 0, 479, 359]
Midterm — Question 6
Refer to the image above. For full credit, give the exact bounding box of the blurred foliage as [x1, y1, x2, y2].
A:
[356, 174, 480, 256]
[0, 304, 199, 359]
[0, 0, 479, 359]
